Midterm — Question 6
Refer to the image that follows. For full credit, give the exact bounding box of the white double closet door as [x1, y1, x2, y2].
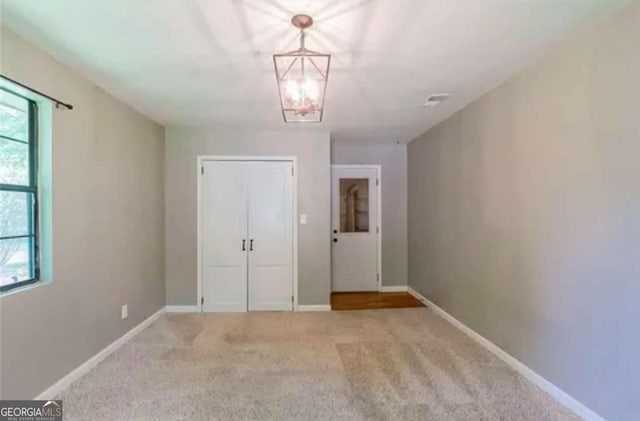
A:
[201, 160, 293, 312]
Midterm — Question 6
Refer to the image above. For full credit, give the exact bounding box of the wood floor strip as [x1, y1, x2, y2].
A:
[331, 292, 425, 311]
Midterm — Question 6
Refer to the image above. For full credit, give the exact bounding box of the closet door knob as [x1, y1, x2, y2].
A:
[242, 239, 246, 251]
[249, 239, 254, 251]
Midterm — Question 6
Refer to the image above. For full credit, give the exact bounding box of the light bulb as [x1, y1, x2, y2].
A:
[286, 80, 301, 103]
[304, 78, 319, 101]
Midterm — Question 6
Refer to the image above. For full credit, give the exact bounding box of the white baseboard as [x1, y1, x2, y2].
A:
[407, 287, 605, 421]
[35, 307, 165, 399]
[379, 285, 408, 293]
[165, 305, 200, 313]
[295, 304, 332, 312]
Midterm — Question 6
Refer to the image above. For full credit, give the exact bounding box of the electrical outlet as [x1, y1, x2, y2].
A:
[121, 304, 128, 319]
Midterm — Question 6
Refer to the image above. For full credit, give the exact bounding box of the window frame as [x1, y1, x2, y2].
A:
[0, 87, 39, 292]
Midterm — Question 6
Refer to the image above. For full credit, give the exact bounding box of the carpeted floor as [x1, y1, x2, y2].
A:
[59, 308, 579, 420]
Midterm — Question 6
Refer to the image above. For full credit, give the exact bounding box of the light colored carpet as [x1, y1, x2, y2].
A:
[59, 308, 579, 420]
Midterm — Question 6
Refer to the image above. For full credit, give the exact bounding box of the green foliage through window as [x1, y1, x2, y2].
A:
[0, 88, 38, 291]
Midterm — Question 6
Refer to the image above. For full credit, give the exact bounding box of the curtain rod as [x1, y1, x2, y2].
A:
[1, 74, 74, 110]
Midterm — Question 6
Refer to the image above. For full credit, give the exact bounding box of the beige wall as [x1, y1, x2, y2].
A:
[331, 142, 407, 287]
[407, 4, 640, 420]
[165, 128, 331, 306]
[0, 28, 165, 399]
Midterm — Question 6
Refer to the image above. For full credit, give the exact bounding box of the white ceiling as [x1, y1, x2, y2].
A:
[1, 0, 631, 143]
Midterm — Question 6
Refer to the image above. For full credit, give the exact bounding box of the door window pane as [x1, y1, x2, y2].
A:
[0, 237, 32, 287]
[340, 178, 369, 232]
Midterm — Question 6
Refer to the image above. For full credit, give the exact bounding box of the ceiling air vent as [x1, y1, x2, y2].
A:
[424, 93, 451, 108]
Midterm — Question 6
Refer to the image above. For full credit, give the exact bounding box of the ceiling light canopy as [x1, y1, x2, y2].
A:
[273, 14, 330, 123]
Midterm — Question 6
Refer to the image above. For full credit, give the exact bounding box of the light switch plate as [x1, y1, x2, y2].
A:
[300, 214, 307, 224]
[121, 304, 128, 319]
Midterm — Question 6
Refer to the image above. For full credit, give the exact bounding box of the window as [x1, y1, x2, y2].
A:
[0, 88, 39, 291]
[339, 178, 370, 233]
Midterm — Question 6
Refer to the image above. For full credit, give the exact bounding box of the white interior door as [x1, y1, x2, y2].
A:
[201, 161, 248, 311]
[331, 166, 379, 292]
[247, 162, 293, 311]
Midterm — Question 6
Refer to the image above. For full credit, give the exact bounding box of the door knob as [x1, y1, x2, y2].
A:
[333, 238, 338, 243]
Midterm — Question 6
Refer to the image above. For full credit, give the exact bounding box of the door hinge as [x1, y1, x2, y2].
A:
[291, 167, 294, 176]
[376, 178, 379, 186]
[201, 296, 204, 305]
[291, 296, 294, 304]
[376, 226, 380, 234]
[201, 166, 204, 175]
[377, 274, 380, 281]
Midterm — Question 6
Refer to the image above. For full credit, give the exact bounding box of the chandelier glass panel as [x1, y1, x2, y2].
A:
[273, 14, 330, 123]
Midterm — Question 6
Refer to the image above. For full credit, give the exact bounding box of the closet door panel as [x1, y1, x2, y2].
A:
[201, 161, 248, 312]
[247, 162, 293, 311]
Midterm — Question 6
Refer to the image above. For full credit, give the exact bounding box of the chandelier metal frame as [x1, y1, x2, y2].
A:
[273, 14, 331, 123]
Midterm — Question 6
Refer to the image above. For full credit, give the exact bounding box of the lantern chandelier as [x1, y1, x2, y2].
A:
[273, 14, 331, 123]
